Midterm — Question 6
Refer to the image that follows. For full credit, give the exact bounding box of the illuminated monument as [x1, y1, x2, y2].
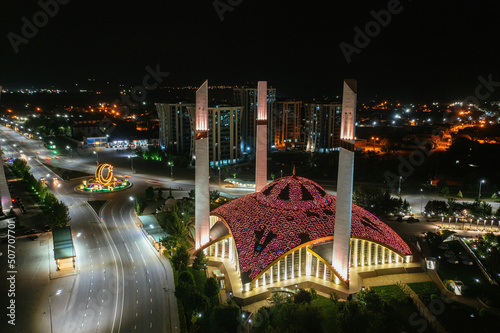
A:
[80, 163, 130, 192]
[332, 79, 357, 285]
[194, 79, 411, 298]
[255, 81, 268, 192]
[195, 80, 210, 249]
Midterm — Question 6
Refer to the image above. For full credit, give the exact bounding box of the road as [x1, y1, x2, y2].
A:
[2, 124, 498, 332]
[0, 126, 178, 333]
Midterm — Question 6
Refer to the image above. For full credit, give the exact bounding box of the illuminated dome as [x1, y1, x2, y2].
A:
[211, 176, 411, 283]
[256, 176, 331, 210]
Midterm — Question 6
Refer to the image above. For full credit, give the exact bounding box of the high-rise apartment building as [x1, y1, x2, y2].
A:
[155, 102, 195, 156]
[275, 101, 303, 149]
[208, 106, 241, 167]
[156, 102, 242, 167]
[304, 103, 342, 152]
[233, 86, 276, 154]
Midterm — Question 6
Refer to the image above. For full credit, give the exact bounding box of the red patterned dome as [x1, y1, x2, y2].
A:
[256, 176, 331, 210]
[211, 176, 412, 284]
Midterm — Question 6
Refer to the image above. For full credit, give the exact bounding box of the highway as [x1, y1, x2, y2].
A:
[0, 126, 178, 333]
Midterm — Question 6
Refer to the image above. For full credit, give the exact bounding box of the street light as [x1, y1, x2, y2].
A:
[420, 188, 424, 214]
[93, 151, 98, 164]
[168, 161, 173, 179]
[397, 176, 402, 196]
[128, 155, 135, 170]
[478, 179, 485, 199]
[66, 146, 73, 158]
[49, 289, 61, 333]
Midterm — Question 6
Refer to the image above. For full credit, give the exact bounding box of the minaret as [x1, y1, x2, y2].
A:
[195, 80, 210, 249]
[255, 81, 268, 192]
[332, 79, 357, 285]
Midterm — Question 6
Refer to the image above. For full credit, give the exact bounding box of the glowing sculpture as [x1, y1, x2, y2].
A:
[79, 163, 130, 192]
[95, 163, 115, 186]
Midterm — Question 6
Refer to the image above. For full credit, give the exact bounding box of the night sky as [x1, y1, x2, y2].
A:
[1, 0, 499, 101]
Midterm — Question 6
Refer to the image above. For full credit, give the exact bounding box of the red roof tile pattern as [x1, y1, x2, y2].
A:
[212, 176, 411, 283]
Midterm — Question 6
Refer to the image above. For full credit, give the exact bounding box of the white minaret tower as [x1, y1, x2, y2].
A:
[332, 79, 357, 285]
[255, 81, 268, 192]
[195, 80, 210, 249]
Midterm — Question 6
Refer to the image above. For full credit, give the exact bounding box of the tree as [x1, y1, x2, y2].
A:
[211, 301, 241, 333]
[210, 190, 220, 203]
[293, 289, 312, 304]
[330, 290, 340, 303]
[50, 200, 71, 228]
[204, 277, 220, 305]
[253, 307, 271, 333]
[188, 189, 195, 199]
[356, 288, 383, 311]
[309, 288, 318, 300]
[340, 300, 365, 333]
[171, 245, 190, 271]
[457, 190, 463, 198]
[158, 206, 187, 242]
[440, 186, 450, 197]
[175, 269, 195, 299]
[145, 186, 155, 201]
[424, 200, 448, 216]
[192, 250, 208, 271]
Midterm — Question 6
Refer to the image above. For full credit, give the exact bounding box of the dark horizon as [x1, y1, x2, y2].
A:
[1, 0, 499, 102]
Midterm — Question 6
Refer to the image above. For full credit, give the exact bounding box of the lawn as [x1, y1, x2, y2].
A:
[312, 295, 337, 313]
[407, 281, 440, 305]
[371, 284, 409, 304]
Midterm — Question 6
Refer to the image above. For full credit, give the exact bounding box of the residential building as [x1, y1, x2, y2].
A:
[304, 103, 342, 152]
[233, 86, 276, 154]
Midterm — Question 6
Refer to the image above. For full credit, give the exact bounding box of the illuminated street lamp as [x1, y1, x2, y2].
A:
[93, 151, 98, 164]
[49, 289, 62, 333]
[128, 155, 135, 170]
[66, 146, 73, 158]
[397, 176, 402, 196]
[420, 188, 424, 214]
[218, 166, 221, 186]
[168, 161, 173, 179]
[478, 179, 485, 199]
[371, 137, 379, 151]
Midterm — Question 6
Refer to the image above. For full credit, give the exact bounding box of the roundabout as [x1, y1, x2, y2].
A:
[77, 163, 132, 192]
